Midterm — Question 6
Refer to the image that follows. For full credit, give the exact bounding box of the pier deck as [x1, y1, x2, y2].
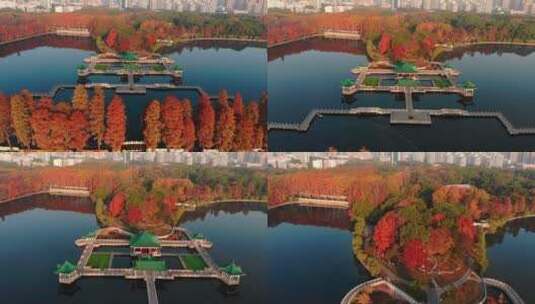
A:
[268, 107, 535, 135]
[59, 227, 241, 304]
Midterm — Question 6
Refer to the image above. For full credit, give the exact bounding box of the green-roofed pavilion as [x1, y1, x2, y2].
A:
[462, 81, 477, 89]
[55, 261, 76, 274]
[192, 233, 205, 240]
[221, 262, 244, 275]
[134, 259, 167, 271]
[121, 52, 138, 61]
[394, 61, 417, 73]
[130, 231, 162, 257]
[130, 231, 160, 248]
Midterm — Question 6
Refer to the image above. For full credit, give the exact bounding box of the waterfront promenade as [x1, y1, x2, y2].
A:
[268, 194, 349, 210]
[0, 185, 90, 205]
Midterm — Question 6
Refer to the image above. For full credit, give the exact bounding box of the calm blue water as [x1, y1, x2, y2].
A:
[268, 38, 535, 151]
[485, 218, 535, 304]
[0, 195, 533, 303]
[0, 38, 266, 141]
[0, 196, 269, 304]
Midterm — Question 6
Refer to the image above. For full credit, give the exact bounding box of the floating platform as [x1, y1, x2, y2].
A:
[390, 110, 432, 125]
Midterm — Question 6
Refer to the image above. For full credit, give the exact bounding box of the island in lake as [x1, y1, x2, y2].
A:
[269, 161, 535, 303]
[0, 160, 267, 303]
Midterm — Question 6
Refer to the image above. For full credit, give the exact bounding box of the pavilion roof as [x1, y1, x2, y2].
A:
[221, 262, 244, 275]
[130, 231, 160, 248]
[55, 261, 76, 274]
[394, 61, 417, 73]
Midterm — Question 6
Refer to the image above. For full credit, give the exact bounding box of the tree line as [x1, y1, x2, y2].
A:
[0, 86, 266, 151]
[0, 11, 265, 53]
[267, 10, 535, 62]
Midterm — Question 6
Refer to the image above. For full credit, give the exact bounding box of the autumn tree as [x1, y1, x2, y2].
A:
[143, 100, 161, 150]
[373, 212, 399, 255]
[89, 86, 106, 150]
[214, 90, 235, 151]
[161, 96, 183, 149]
[109, 192, 126, 217]
[105, 28, 118, 48]
[68, 110, 89, 151]
[235, 101, 255, 150]
[0, 93, 13, 148]
[30, 101, 52, 149]
[426, 228, 454, 256]
[402, 239, 428, 271]
[72, 85, 88, 112]
[127, 206, 143, 224]
[48, 112, 70, 150]
[10, 94, 32, 148]
[378, 33, 392, 55]
[232, 93, 245, 150]
[182, 99, 196, 151]
[104, 95, 126, 151]
[198, 93, 215, 150]
[457, 215, 476, 241]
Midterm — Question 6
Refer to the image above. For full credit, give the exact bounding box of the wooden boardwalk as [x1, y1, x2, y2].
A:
[59, 227, 241, 303]
[484, 278, 525, 304]
[0, 186, 90, 205]
[268, 106, 535, 136]
[31, 83, 226, 99]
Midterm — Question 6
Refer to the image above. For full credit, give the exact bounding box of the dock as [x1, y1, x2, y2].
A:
[58, 227, 243, 304]
[267, 106, 535, 135]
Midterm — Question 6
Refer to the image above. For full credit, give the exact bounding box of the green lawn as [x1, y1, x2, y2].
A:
[363, 76, 380, 86]
[433, 78, 451, 88]
[180, 254, 207, 271]
[94, 63, 108, 71]
[87, 253, 111, 269]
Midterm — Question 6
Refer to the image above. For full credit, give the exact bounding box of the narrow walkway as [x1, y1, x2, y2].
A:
[145, 273, 159, 304]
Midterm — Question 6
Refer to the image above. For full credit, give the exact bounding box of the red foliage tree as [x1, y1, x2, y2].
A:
[427, 228, 454, 256]
[161, 96, 183, 149]
[392, 43, 407, 61]
[182, 99, 196, 151]
[127, 206, 143, 224]
[198, 93, 215, 150]
[0, 93, 12, 147]
[378, 33, 392, 55]
[373, 212, 399, 255]
[30, 106, 52, 149]
[162, 195, 177, 215]
[109, 192, 126, 217]
[104, 95, 126, 151]
[402, 239, 428, 271]
[48, 112, 69, 150]
[105, 29, 118, 48]
[142, 100, 161, 150]
[457, 215, 476, 241]
[68, 110, 89, 151]
[214, 90, 235, 151]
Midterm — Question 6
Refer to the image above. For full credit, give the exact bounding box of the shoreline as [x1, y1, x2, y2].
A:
[0, 32, 266, 50]
[268, 34, 535, 58]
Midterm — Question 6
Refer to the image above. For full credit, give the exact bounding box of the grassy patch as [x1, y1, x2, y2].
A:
[180, 254, 207, 271]
[363, 76, 380, 86]
[152, 64, 165, 72]
[94, 63, 108, 71]
[87, 253, 111, 269]
[433, 78, 451, 88]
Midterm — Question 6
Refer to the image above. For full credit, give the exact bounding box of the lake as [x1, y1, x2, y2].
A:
[268, 38, 535, 151]
[0, 196, 532, 303]
[0, 36, 267, 140]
